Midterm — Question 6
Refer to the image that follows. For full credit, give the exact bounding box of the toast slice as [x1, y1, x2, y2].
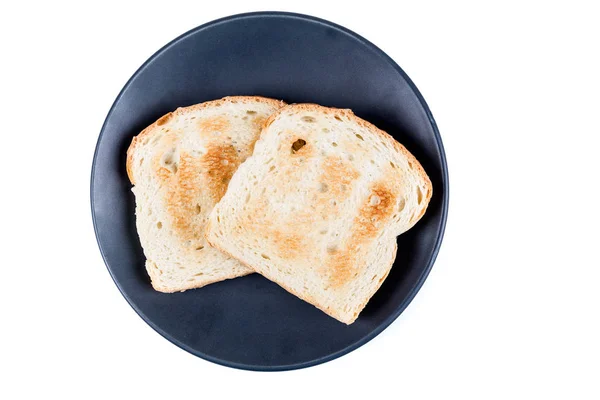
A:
[126, 96, 285, 292]
[206, 104, 432, 323]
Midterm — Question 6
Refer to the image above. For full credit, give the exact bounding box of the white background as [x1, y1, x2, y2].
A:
[2, 1, 599, 398]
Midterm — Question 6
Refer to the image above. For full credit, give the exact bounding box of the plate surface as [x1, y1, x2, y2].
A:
[91, 12, 448, 371]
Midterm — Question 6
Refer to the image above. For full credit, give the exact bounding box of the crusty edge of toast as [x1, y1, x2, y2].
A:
[146, 258, 253, 293]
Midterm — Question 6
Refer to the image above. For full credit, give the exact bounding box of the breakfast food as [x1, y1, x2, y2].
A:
[206, 104, 432, 324]
[126, 96, 285, 292]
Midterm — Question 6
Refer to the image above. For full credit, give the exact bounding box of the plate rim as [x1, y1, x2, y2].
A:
[90, 11, 449, 371]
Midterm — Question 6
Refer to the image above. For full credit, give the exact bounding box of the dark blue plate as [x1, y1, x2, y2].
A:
[91, 12, 448, 371]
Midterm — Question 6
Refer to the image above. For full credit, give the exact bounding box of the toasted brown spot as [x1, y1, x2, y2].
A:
[354, 183, 395, 239]
[160, 153, 203, 241]
[327, 182, 395, 288]
[273, 230, 303, 258]
[252, 116, 267, 131]
[198, 116, 229, 133]
[319, 156, 360, 200]
[156, 112, 172, 126]
[155, 144, 238, 243]
[201, 144, 239, 201]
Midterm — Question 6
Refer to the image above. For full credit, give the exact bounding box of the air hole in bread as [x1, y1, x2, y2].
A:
[369, 195, 381, 206]
[151, 135, 162, 145]
[291, 139, 307, 153]
[230, 100, 238, 104]
[246, 110, 257, 115]
[195, 204, 201, 214]
[334, 115, 343, 122]
[319, 229, 328, 235]
[355, 133, 364, 141]
[269, 165, 276, 172]
[398, 198, 406, 212]
[242, 116, 248, 120]
[216, 215, 220, 223]
[261, 254, 271, 260]
[319, 182, 329, 193]
[245, 193, 251, 203]
[194, 272, 204, 276]
[139, 157, 144, 166]
[156, 222, 162, 229]
[332, 142, 338, 147]
[322, 127, 330, 133]
[326, 244, 338, 254]
[331, 200, 337, 206]
[417, 186, 423, 204]
[195, 246, 204, 251]
[161, 149, 179, 173]
[408, 161, 414, 170]
[390, 161, 396, 168]
[301, 115, 316, 123]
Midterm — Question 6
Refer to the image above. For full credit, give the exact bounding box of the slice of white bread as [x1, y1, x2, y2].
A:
[206, 104, 432, 323]
[126, 96, 285, 292]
